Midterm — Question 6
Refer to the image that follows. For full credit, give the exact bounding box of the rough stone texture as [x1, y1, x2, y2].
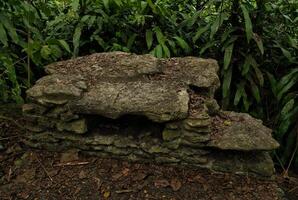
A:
[23, 52, 279, 178]
[208, 112, 280, 151]
[67, 81, 189, 122]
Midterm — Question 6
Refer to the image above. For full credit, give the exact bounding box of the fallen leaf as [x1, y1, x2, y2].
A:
[223, 120, 232, 126]
[79, 170, 87, 179]
[154, 179, 170, 188]
[170, 178, 182, 191]
[122, 168, 130, 177]
[132, 172, 147, 181]
[103, 191, 110, 198]
[112, 172, 123, 181]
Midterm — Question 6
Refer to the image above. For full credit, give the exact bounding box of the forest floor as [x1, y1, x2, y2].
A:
[0, 104, 297, 200]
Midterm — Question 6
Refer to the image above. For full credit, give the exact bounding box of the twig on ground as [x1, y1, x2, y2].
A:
[35, 154, 53, 182]
[53, 161, 89, 167]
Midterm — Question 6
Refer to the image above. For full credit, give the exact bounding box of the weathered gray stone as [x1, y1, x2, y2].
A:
[208, 112, 280, 151]
[211, 152, 275, 177]
[56, 118, 87, 134]
[66, 81, 189, 123]
[26, 74, 87, 106]
[23, 52, 280, 178]
[181, 130, 211, 144]
[22, 104, 47, 115]
[162, 129, 181, 141]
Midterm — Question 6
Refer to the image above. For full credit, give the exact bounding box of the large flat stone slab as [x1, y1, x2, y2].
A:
[67, 80, 189, 122]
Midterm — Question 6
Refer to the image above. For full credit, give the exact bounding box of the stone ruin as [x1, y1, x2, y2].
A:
[22, 52, 279, 177]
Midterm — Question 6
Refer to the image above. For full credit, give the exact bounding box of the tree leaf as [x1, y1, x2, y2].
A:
[73, 25, 82, 57]
[222, 67, 232, 98]
[155, 27, 165, 45]
[0, 18, 18, 44]
[266, 72, 277, 97]
[40, 45, 51, 59]
[240, 4, 253, 42]
[223, 43, 234, 70]
[249, 78, 261, 103]
[58, 39, 71, 53]
[127, 33, 137, 49]
[71, 0, 80, 11]
[103, 0, 109, 10]
[146, 29, 153, 50]
[0, 23, 8, 46]
[277, 78, 298, 101]
[155, 44, 163, 58]
[280, 47, 292, 61]
[234, 82, 245, 106]
[162, 43, 170, 58]
[173, 36, 191, 54]
[281, 99, 295, 118]
[193, 25, 209, 43]
[199, 41, 215, 55]
[241, 55, 252, 76]
[210, 14, 220, 39]
[253, 33, 264, 55]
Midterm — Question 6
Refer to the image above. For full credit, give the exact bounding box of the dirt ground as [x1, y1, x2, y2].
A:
[0, 105, 297, 200]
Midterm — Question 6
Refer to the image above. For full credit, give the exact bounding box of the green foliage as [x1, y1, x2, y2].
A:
[0, 0, 297, 169]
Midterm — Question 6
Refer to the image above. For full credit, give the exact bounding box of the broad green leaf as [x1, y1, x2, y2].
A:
[280, 47, 292, 61]
[210, 12, 227, 39]
[221, 28, 236, 43]
[222, 67, 232, 98]
[240, 4, 253, 42]
[147, 0, 157, 14]
[253, 33, 264, 55]
[277, 78, 298, 101]
[234, 82, 245, 106]
[281, 99, 295, 118]
[0, 23, 8, 46]
[223, 43, 234, 70]
[93, 35, 106, 49]
[287, 35, 297, 49]
[127, 33, 137, 49]
[173, 36, 191, 54]
[199, 41, 215, 55]
[71, 0, 80, 11]
[248, 56, 264, 86]
[249, 78, 261, 103]
[266, 72, 277, 97]
[146, 29, 153, 49]
[50, 45, 62, 58]
[253, 65, 264, 87]
[155, 44, 163, 58]
[103, 0, 109, 10]
[58, 40, 71, 53]
[73, 25, 82, 57]
[210, 14, 220, 39]
[193, 25, 209, 43]
[241, 55, 252, 76]
[155, 27, 165, 45]
[40, 45, 51, 59]
[81, 15, 90, 23]
[242, 91, 250, 111]
[277, 68, 298, 90]
[162, 43, 170, 58]
[0, 17, 19, 44]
